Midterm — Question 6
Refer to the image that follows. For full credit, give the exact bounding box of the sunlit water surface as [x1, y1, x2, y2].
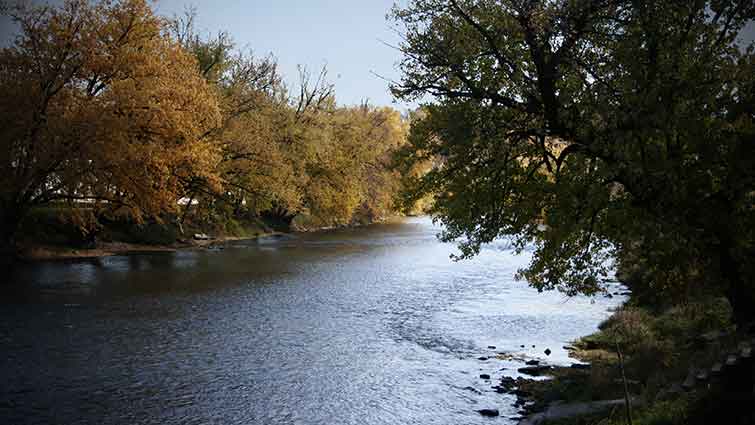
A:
[0, 217, 625, 424]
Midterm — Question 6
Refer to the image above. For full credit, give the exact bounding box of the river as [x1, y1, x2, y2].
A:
[0, 217, 625, 424]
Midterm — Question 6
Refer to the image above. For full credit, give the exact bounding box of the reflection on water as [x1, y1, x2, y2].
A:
[0, 217, 624, 424]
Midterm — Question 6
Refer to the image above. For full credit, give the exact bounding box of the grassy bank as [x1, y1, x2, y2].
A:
[513, 281, 755, 425]
[14, 205, 287, 260]
[13, 205, 399, 260]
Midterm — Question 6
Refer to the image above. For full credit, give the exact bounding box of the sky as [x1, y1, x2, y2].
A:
[1, 1, 753, 109]
[0, 0, 410, 107]
[152, 0, 408, 107]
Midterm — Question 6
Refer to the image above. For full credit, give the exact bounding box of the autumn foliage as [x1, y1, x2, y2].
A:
[0, 0, 408, 251]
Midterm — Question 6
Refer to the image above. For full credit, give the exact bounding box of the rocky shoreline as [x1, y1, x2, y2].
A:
[469, 345, 610, 423]
[472, 301, 755, 425]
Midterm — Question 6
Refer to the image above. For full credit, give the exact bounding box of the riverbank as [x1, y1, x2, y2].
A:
[18, 233, 285, 260]
[13, 206, 400, 261]
[12, 206, 291, 261]
[4, 216, 617, 425]
[510, 283, 754, 425]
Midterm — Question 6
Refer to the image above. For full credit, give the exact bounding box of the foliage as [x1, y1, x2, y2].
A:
[653, 298, 734, 342]
[598, 308, 657, 352]
[297, 104, 408, 227]
[391, 0, 755, 319]
[576, 296, 735, 402]
[1, 1, 410, 254]
[0, 0, 221, 246]
[166, 8, 410, 230]
[543, 295, 738, 425]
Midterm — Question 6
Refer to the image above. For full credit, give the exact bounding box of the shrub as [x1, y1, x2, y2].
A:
[655, 298, 733, 342]
[599, 308, 657, 351]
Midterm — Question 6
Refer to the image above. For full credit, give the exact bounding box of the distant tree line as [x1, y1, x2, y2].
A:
[0, 0, 408, 255]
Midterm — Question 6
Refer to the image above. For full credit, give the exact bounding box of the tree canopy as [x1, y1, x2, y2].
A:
[392, 1, 754, 320]
[0, 0, 409, 255]
[0, 0, 221, 240]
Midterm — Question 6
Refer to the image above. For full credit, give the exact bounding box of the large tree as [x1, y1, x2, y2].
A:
[0, 0, 221, 252]
[392, 1, 754, 321]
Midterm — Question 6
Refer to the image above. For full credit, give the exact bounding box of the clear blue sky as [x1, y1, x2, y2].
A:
[153, 0, 408, 107]
[0, 0, 409, 107]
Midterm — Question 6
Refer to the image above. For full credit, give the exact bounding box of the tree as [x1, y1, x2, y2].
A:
[167, 9, 303, 226]
[165, 10, 412, 230]
[291, 95, 408, 228]
[391, 1, 755, 321]
[0, 0, 221, 253]
[0, 0, 411, 258]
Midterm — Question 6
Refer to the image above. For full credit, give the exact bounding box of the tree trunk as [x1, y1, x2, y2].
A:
[616, 342, 633, 425]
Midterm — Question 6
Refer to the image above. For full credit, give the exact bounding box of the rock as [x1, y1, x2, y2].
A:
[532, 345, 536, 348]
[193, 233, 210, 240]
[544, 348, 552, 356]
[518, 365, 553, 376]
[563, 345, 576, 351]
[480, 373, 491, 380]
[521, 399, 638, 423]
[525, 360, 540, 366]
[488, 345, 496, 349]
[463, 386, 482, 394]
[513, 388, 531, 397]
[478, 409, 499, 417]
[520, 345, 525, 348]
[570, 363, 591, 370]
[499, 376, 517, 391]
[478, 356, 489, 361]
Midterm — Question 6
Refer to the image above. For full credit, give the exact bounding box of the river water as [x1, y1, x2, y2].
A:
[0, 217, 624, 425]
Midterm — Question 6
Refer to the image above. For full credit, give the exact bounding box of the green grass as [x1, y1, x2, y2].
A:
[529, 295, 738, 425]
